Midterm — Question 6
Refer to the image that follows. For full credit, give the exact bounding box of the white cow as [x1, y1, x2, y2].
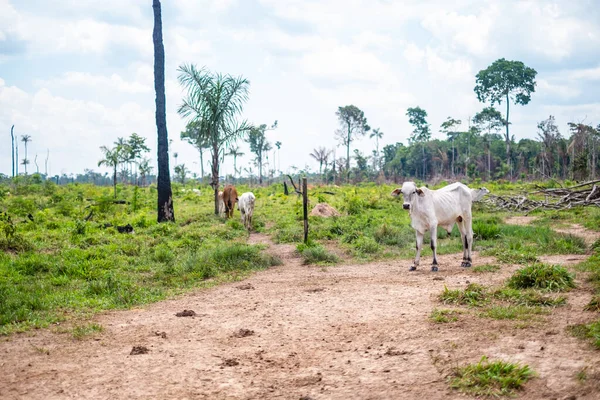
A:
[217, 191, 226, 218]
[439, 182, 490, 202]
[392, 182, 474, 272]
[238, 192, 256, 230]
[470, 187, 490, 202]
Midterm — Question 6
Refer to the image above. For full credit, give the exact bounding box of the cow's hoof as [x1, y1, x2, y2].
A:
[461, 261, 472, 268]
[409, 266, 417, 271]
[431, 266, 438, 272]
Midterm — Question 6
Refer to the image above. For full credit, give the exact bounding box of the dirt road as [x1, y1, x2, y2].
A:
[1, 232, 599, 399]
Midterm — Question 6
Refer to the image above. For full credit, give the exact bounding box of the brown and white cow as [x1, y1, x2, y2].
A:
[222, 185, 238, 218]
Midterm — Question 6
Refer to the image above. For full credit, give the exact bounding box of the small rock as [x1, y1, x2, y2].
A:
[130, 346, 149, 355]
[237, 283, 255, 290]
[154, 331, 167, 339]
[233, 328, 255, 338]
[222, 358, 239, 367]
[175, 309, 196, 317]
[432, 277, 444, 281]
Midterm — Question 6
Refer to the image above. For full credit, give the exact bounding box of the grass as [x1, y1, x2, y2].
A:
[430, 308, 461, 323]
[449, 356, 535, 397]
[439, 284, 488, 307]
[473, 264, 501, 273]
[481, 305, 547, 321]
[296, 242, 339, 265]
[567, 321, 600, 349]
[507, 263, 575, 292]
[584, 296, 600, 312]
[72, 323, 104, 340]
[0, 179, 594, 336]
[492, 288, 566, 307]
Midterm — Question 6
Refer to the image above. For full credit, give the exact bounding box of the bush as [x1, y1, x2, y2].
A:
[507, 263, 575, 292]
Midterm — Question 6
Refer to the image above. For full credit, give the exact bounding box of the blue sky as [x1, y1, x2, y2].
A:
[1, 0, 599, 177]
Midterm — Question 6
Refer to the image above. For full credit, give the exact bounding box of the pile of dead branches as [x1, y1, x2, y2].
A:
[483, 179, 600, 213]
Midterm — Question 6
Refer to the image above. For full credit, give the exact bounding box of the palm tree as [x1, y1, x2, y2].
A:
[370, 128, 384, 171]
[174, 164, 187, 184]
[139, 158, 153, 187]
[21, 135, 32, 175]
[10, 125, 15, 178]
[275, 141, 282, 175]
[98, 145, 121, 198]
[309, 147, 331, 183]
[181, 120, 210, 179]
[227, 145, 245, 180]
[177, 64, 251, 215]
[153, 0, 174, 222]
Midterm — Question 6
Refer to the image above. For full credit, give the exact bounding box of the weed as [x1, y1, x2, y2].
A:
[296, 243, 339, 265]
[352, 236, 381, 255]
[449, 356, 535, 397]
[507, 263, 575, 292]
[430, 309, 461, 323]
[482, 305, 547, 320]
[567, 320, 600, 349]
[576, 367, 588, 382]
[72, 323, 104, 340]
[473, 264, 501, 273]
[473, 220, 501, 240]
[439, 284, 488, 307]
[584, 296, 600, 312]
[492, 288, 566, 307]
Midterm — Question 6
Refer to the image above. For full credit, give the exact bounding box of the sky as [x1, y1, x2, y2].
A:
[1, 0, 599, 178]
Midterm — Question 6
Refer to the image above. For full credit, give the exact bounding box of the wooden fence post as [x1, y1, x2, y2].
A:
[302, 177, 308, 244]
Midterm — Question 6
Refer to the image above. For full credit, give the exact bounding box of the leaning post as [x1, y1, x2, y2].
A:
[302, 177, 308, 244]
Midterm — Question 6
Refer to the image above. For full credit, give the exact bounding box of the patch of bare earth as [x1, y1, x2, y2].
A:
[505, 215, 538, 226]
[1, 232, 600, 399]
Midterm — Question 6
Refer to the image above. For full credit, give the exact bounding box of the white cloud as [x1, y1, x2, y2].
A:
[301, 44, 399, 84]
[37, 71, 152, 94]
[403, 43, 425, 65]
[421, 7, 496, 56]
[537, 78, 580, 100]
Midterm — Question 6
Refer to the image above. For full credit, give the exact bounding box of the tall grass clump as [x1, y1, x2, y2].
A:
[296, 242, 339, 265]
[507, 263, 575, 292]
[449, 356, 535, 397]
[439, 284, 488, 306]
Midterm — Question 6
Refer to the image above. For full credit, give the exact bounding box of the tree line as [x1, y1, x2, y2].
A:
[307, 58, 599, 184]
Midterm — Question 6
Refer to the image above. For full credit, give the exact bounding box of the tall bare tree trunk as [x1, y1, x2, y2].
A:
[211, 145, 220, 215]
[505, 92, 512, 180]
[153, 0, 174, 222]
[45, 149, 49, 176]
[10, 125, 15, 178]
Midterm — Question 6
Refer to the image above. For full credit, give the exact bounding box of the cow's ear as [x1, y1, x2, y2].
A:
[391, 188, 401, 196]
[416, 188, 424, 196]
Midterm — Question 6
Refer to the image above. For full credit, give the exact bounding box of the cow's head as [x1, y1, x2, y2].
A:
[398, 181, 423, 210]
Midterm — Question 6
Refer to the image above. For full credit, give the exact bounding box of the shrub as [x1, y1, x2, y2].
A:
[507, 263, 575, 292]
